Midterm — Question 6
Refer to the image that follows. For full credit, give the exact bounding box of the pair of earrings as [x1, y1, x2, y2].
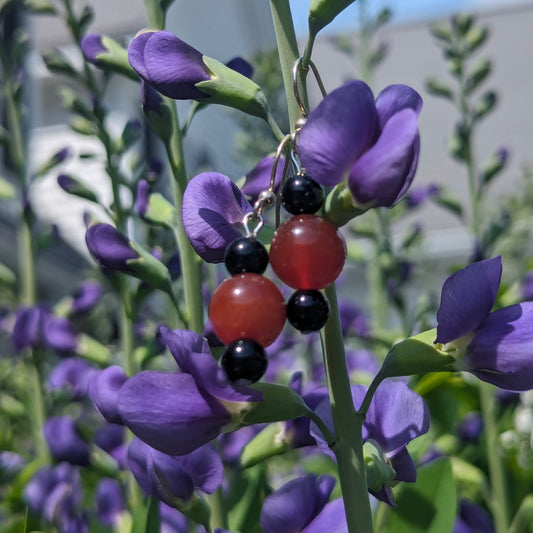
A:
[209, 167, 346, 384]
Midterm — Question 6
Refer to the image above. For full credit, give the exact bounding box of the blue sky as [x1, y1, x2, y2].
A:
[289, 0, 533, 35]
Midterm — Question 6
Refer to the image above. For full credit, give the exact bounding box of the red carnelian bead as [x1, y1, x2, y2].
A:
[269, 214, 346, 289]
[209, 273, 286, 347]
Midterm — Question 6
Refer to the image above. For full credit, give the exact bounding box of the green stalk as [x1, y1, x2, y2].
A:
[455, 38, 509, 532]
[269, 3, 374, 530]
[3, 39, 49, 461]
[269, 0, 306, 125]
[479, 382, 509, 532]
[164, 100, 204, 334]
[321, 285, 375, 533]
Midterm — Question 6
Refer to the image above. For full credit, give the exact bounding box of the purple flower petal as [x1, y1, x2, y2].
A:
[365, 381, 430, 453]
[70, 280, 102, 314]
[260, 474, 336, 533]
[436, 256, 502, 344]
[89, 366, 128, 424]
[303, 498, 347, 533]
[48, 357, 95, 399]
[96, 478, 126, 526]
[43, 316, 78, 353]
[225, 56, 253, 79]
[81, 33, 106, 64]
[348, 108, 418, 207]
[12, 306, 48, 351]
[241, 155, 285, 202]
[44, 416, 90, 466]
[85, 223, 138, 271]
[465, 302, 533, 391]
[375, 84, 423, 127]
[130, 31, 210, 100]
[454, 500, 495, 533]
[118, 371, 231, 455]
[160, 327, 263, 402]
[298, 81, 379, 186]
[388, 446, 417, 483]
[182, 172, 253, 263]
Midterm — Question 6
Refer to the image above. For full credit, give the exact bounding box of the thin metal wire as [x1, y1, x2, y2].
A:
[292, 56, 328, 117]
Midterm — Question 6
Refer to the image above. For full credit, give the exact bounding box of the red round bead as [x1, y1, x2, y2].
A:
[269, 215, 346, 289]
[209, 273, 286, 347]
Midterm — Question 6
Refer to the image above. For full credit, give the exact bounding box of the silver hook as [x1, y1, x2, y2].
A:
[292, 56, 327, 118]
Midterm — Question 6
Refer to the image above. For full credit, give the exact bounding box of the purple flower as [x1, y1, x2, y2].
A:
[80, 34, 106, 65]
[127, 438, 223, 506]
[435, 256, 533, 391]
[85, 223, 138, 271]
[12, 305, 49, 351]
[136, 179, 150, 217]
[94, 423, 127, 468]
[405, 183, 440, 208]
[225, 56, 253, 79]
[457, 412, 483, 443]
[96, 478, 126, 526]
[24, 463, 87, 533]
[129, 30, 210, 100]
[109, 328, 262, 455]
[298, 81, 422, 208]
[44, 416, 91, 466]
[260, 474, 347, 533]
[69, 280, 102, 314]
[311, 380, 429, 504]
[241, 155, 285, 203]
[89, 366, 128, 424]
[182, 172, 252, 263]
[0, 451, 25, 481]
[520, 271, 533, 301]
[48, 358, 96, 399]
[453, 499, 495, 533]
[42, 316, 78, 353]
[128, 31, 268, 119]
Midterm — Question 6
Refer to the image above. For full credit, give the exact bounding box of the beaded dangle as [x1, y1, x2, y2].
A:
[209, 165, 285, 384]
[268, 56, 346, 334]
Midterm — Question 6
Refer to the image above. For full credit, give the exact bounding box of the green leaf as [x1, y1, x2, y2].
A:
[77, 5, 94, 35]
[0, 176, 15, 199]
[429, 23, 452, 43]
[425, 77, 455, 101]
[142, 192, 177, 227]
[384, 457, 457, 533]
[378, 329, 456, 381]
[41, 49, 79, 77]
[464, 25, 489, 55]
[127, 242, 173, 292]
[23, 0, 56, 14]
[451, 14, 474, 36]
[464, 57, 491, 95]
[93, 36, 139, 81]
[241, 422, 291, 468]
[308, 0, 356, 36]
[433, 188, 464, 219]
[480, 149, 507, 186]
[130, 497, 160, 533]
[197, 56, 270, 121]
[243, 383, 311, 425]
[472, 90, 497, 122]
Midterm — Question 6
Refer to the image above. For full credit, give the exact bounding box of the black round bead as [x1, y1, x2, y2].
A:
[287, 289, 329, 333]
[224, 237, 269, 275]
[281, 174, 324, 215]
[221, 338, 268, 383]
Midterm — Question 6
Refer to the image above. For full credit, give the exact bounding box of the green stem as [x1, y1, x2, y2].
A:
[27, 354, 50, 461]
[321, 284, 375, 533]
[269, 0, 306, 126]
[479, 381, 509, 533]
[508, 494, 533, 533]
[165, 100, 204, 334]
[358, 0, 372, 84]
[269, 3, 374, 530]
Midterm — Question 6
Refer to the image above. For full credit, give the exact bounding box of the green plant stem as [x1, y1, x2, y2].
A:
[457, 49, 509, 531]
[479, 381, 509, 533]
[358, 0, 372, 85]
[269, 0, 306, 126]
[508, 494, 533, 533]
[165, 100, 204, 334]
[269, 3, 374, 530]
[27, 354, 50, 461]
[321, 284, 375, 533]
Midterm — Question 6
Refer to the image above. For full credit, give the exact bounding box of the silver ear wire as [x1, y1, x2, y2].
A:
[292, 56, 327, 118]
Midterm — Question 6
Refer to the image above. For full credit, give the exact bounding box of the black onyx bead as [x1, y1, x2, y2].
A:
[224, 237, 269, 275]
[287, 289, 329, 333]
[221, 338, 268, 383]
[281, 174, 324, 215]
